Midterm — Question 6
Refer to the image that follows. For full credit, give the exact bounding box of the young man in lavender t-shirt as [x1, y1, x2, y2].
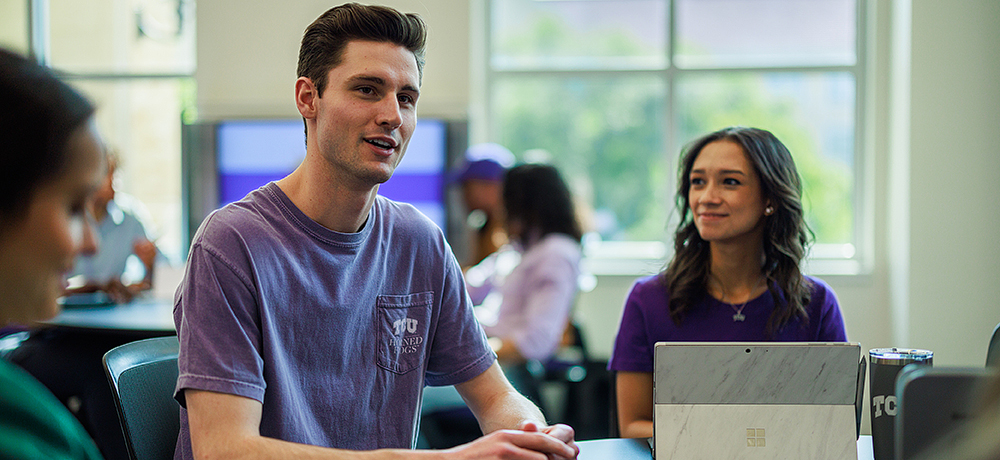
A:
[172, 4, 577, 460]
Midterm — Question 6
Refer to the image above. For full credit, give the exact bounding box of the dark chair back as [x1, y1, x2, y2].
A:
[103, 336, 180, 460]
[895, 366, 997, 460]
[608, 369, 619, 438]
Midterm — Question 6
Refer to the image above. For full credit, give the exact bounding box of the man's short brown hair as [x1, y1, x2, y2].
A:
[297, 3, 427, 97]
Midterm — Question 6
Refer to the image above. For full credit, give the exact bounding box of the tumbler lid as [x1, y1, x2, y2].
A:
[868, 347, 933, 365]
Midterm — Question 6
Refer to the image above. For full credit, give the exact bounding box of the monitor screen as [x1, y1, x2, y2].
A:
[216, 119, 448, 230]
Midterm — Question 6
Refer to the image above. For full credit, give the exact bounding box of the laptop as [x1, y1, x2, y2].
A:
[895, 365, 998, 460]
[653, 342, 862, 459]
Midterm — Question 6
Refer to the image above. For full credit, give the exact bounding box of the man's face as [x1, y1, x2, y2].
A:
[305, 40, 420, 189]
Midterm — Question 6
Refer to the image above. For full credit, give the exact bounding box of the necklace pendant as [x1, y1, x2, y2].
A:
[732, 312, 746, 322]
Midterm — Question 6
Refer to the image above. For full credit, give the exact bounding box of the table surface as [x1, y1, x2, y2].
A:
[577, 435, 874, 459]
[40, 295, 175, 334]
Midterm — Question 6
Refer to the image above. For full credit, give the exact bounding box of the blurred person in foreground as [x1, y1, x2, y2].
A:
[608, 126, 848, 438]
[0, 47, 106, 459]
[172, 3, 577, 460]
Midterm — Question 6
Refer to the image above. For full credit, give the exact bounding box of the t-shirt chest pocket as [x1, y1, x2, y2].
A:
[376, 292, 433, 374]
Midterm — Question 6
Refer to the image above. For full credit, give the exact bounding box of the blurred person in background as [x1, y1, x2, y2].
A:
[450, 143, 514, 268]
[467, 163, 583, 402]
[64, 148, 159, 304]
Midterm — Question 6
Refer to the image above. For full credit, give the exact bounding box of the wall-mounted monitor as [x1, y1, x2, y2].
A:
[215, 118, 449, 228]
[183, 118, 468, 258]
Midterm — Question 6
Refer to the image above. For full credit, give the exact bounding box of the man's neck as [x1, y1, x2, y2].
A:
[276, 160, 378, 234]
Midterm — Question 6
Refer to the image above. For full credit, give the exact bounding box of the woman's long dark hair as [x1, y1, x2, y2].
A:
[663, 127, 812, 337]
[503, 163, 583, 244]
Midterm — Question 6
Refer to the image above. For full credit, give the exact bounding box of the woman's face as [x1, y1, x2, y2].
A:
[688, 140, 769, 246]
[0, 121, 104, 324]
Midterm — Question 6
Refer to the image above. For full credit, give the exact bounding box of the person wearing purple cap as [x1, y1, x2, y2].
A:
[451, 143, 514, 267]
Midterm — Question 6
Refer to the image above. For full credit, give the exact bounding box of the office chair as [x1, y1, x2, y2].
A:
[988, 322, 1000, 367]
[895, 365, 997, 460]
[608, 370, 619, 438]
[0, 330, 30, 360]
[524, 322, 589, 413]
[103, 335, 180, 460]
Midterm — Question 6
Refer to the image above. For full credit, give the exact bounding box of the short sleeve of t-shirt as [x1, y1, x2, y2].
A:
[607, 276, 665, 373]
[174, 225, 266, 404]
[424, 248, 497, 386]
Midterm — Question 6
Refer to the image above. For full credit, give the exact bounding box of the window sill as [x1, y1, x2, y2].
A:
[581, 240, 870, 278]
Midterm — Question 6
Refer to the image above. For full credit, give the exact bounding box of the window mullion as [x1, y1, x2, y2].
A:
[28, 0, 50, 65]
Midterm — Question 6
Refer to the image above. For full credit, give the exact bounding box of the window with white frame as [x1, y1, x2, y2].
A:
[31, 0, 196, 263]
[484, 0, 864, 274]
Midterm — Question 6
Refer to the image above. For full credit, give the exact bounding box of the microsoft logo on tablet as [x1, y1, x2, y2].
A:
[746, 428, 766, 447]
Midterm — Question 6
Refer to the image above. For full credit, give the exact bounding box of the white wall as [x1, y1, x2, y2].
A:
[903, 0, 1000, 365]
[196, 0, 469, 120]
[196, 1, 1000, 369]
[0, 1, 28, 54]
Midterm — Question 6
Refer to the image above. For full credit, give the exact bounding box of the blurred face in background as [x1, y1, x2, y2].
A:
[0, 121, 104, 324]
[461, 179, 503, 214]
[91, 153, 117, 220]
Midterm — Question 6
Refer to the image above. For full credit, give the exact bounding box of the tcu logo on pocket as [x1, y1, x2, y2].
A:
[393, 318, 418, 336]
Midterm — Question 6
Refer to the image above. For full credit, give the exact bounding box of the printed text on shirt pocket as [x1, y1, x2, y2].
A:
[376, 292, 433, 374]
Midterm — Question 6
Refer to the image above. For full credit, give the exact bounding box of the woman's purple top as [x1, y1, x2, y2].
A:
[608, 274, 848, 373]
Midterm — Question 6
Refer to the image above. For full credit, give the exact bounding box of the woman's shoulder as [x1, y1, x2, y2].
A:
[803, 275, 842, 313]
[634, 273, 666, 287]
[804, 275, 837, 298]
[530, 233, 582, 258]
[628, 273, 669, 301]
[538, 232, 580, 247]
[0, 361, 102, 459]
[0, 359, 60, 406]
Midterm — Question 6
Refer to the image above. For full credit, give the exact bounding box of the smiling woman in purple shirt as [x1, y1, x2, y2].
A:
[608, 127, 848, 439]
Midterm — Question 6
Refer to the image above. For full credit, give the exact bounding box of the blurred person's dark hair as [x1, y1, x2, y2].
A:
[0, 48, 96, 230]
[503, 163, 583, 244]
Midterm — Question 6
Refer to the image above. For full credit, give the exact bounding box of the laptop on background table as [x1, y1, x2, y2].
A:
[653, 342, 862, 459]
